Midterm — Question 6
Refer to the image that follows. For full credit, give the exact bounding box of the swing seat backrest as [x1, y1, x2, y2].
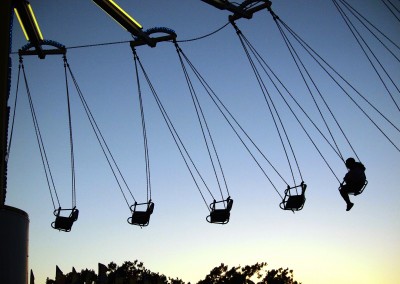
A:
[70, 208, 79, 221]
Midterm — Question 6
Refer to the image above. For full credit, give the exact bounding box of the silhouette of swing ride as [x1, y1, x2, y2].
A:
[9, 0, 400, 230]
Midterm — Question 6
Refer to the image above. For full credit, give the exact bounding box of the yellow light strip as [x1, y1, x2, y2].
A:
[14, 8, 30, 41]
[27, 4, 44, 40]
[93, 2, 127, 32]
[108, 0, 143, 28]
[109, 12, 134, 33]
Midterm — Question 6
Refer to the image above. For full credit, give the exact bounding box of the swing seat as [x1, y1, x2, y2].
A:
[280, 182, 307, 211]
[350, 179, 367, 196]
[127, 201, 154, 227]
[51, 207, 79, 232]
[340, 180, 368, 196]
[206, 197, 233, 224]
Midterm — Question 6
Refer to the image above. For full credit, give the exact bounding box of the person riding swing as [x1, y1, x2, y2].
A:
[339, 158, 366, 211]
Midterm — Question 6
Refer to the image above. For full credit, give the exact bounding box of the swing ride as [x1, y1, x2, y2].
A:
[131, 40, 234, 224]
[14, 42, 80, 231]
[6, 0, 400, 232]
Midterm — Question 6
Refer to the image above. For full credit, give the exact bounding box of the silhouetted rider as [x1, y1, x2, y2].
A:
[339, 158, 366, 211]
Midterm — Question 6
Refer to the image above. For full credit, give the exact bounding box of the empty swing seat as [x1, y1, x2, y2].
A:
[127, 201, 154, 227]
[207, 197, 233, 224]
[280, 182, 307, 211]
[51, 207, 79, 232]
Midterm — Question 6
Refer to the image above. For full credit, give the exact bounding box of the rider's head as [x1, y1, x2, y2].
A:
[345, 157, 356, 169]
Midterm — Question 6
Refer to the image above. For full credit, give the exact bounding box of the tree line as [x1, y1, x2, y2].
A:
[45, 260, 301, 284]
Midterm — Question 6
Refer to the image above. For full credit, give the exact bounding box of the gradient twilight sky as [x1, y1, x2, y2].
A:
[6, 0, 400, 283]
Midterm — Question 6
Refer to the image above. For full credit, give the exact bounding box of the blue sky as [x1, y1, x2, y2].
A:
[7, 0, 400, 283]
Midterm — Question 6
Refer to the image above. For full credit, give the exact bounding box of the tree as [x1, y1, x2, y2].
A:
[261, 267, 301, 284]
[45, 278, 55, 284]
[197, 263, 301, 284]
[45, 260, 300, 284]
[106, 260, 169, 283]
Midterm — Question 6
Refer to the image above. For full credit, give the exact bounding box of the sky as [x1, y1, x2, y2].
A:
[6, 0, 400, 283]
